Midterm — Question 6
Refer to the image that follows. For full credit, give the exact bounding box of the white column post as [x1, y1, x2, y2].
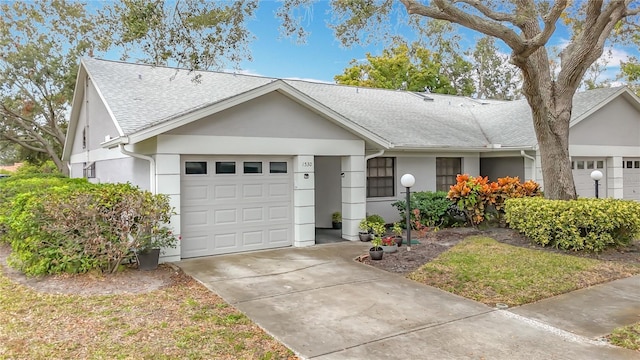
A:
[341, 155, 366, 241]
[608, 156, 624, 199]
[155, 154, 182, 262]
[293, 155, 315, 247]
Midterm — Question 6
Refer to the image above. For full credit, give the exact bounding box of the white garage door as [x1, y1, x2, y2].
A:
[623, 158, 640, 200]
[572, 158, 606, 198]
[181, 156, 293, 258]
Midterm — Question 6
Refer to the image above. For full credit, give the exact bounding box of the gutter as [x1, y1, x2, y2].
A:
[119, 144, 156, 194]
[521, 150, 536, 182]
[365, 149, 385, 161]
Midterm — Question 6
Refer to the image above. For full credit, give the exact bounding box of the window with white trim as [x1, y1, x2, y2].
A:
[367, 157, 394, 197]
[436, 157, 461, 192]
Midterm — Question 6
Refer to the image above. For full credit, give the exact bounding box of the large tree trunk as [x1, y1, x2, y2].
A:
[516, 44, 578, 200]
[528, 96, 577, 200]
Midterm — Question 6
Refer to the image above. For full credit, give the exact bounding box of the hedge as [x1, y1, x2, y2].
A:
[504, 197, 640, 252]
[2, 178, 175, 276]
[391, 191, 461, 228]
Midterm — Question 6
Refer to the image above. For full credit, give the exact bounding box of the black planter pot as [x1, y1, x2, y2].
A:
[332, 221, 342, 229]
[359, 232, 372, 242]
[394, 236, 403, 247]
[136, 248, 160, 270]
[369, 247, 383, 260]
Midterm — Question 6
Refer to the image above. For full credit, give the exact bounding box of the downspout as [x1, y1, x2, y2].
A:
[365, 149, 385, 161]
[119, 144, 156, 194]
[521, 150, 536, 182]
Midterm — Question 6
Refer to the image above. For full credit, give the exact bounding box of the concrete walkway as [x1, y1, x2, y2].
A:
[176, 242, 639, 359]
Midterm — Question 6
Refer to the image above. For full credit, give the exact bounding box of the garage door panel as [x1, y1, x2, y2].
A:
[242, 231, 264, 246]
[182, 209, 209, 226]
[268, 229, 290, 244]
[213, 233, 238, 250]
[242, 183, 264, 198]
[183, 185, 209, 201]
[242, 207, 264, 222]
[572, 158, 606, 198]
[623, 158, 640, 200]
[181, 156, 293, 258]
[214, 184, 237, 200]
[213, 209, 237, 225]
[181, 234, 210, 256]
[269, 206, 290, 221]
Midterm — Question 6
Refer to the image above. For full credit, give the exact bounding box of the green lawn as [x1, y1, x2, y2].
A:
[408, 236, 640, 307]
[0, 269, 296, 360]
[609, 322, 640, 351]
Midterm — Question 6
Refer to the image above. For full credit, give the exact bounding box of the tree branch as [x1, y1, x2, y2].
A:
[399, 0, 525, 53]
[456, 0, 516, 22]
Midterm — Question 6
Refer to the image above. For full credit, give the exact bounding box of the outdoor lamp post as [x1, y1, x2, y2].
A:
[590, 170, 603, 198]
[400, 174, 415, 251]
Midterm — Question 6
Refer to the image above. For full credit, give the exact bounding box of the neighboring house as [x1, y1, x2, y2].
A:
[62, 58, 640, 261]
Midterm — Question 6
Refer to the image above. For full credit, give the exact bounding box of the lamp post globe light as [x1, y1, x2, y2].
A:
[590, 170, 603, 199]
[400, 174, 415, 251]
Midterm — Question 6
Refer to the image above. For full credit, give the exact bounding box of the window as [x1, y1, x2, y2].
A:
[436, 158, 461, 192]
[82, 128, 87, 149]
[215, 161, 236, 174]
[270, 162, 287, 174]
[243, 161, 262, 174]
[577, 161, 584, 170]
[83, 162, 95, 179]
[367, 157, 394, 197]
[627, 161, 633, 169]
[185, 161, 207, 175]
[596, 161, 604, 169]
[635, 161, 640, 169]
[586, 161, 594, 169]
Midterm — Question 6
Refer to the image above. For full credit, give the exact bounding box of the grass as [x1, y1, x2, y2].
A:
[408, 236, 640, 307]
[0, 269, 297, 360]
[609, 322, 640, 351]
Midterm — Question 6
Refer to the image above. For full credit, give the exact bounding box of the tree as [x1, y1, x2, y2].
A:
[0, 1, 104, 175]
[334, 39, 457, 93]
[619, 57, 640, 95]
[98, 0, 258, 70]
[0, 0, 258, 174]
[283, 0, 640, 200]
[470, 36, 521, 100]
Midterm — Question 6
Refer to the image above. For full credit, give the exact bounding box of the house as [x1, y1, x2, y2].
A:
[62, 58, 640, 262]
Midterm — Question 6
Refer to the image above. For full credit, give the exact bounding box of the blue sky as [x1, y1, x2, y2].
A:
[234, 1, 636, 85]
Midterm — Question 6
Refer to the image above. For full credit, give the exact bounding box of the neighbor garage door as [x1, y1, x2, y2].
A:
[572, 158, 606, 198]
[180, 156, 293, 258]
[623, 158, 640, 200]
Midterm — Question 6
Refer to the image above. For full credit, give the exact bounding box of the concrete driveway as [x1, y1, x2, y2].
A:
[176, 242, 639, 359]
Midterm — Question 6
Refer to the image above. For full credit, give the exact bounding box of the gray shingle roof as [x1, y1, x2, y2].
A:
[81, 58, 628, 150]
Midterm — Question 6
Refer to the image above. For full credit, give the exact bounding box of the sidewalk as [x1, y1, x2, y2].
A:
[176, 242, 639, 359]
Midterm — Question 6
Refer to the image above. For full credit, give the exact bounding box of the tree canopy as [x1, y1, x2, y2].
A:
[281, 0, 640, 200]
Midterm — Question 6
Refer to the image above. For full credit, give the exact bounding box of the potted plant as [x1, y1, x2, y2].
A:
[392, 222, 403, 247]
[134, 227, 178, 270]
[369, 223, 386, 260]
[381, 236, 398, 253]
[331, 211, 342, 229]
[359, 218, 372, 241]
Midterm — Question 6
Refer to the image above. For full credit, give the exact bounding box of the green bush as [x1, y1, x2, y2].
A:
[505, 197, 640, 252]
[366, 214, 385, 226]
[0, 175, 87, 242]
[392, 191, 460, 228]
[5, 182, 177, 276]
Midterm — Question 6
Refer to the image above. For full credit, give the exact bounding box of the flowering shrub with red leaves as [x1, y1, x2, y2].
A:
[447, 174, 541, 226]
[382, 236, 397, 246]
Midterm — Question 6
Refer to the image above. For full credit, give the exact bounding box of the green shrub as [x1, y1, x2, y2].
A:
[366, 214, 385, 226]
[14, 160, 60, 175]
[5, 182, 177, 276]
[0, 175, 87, 242]
[392, 191, 460, 228]
[504, 197, 640, 252]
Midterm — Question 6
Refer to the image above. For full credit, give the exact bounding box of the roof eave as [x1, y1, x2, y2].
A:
[125, 80, 392, 149]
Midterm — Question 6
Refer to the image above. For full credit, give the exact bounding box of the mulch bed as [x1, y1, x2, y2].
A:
[360, 227, 640, 274]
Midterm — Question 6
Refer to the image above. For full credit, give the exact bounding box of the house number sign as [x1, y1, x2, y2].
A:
[302, 161, 313, 168]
